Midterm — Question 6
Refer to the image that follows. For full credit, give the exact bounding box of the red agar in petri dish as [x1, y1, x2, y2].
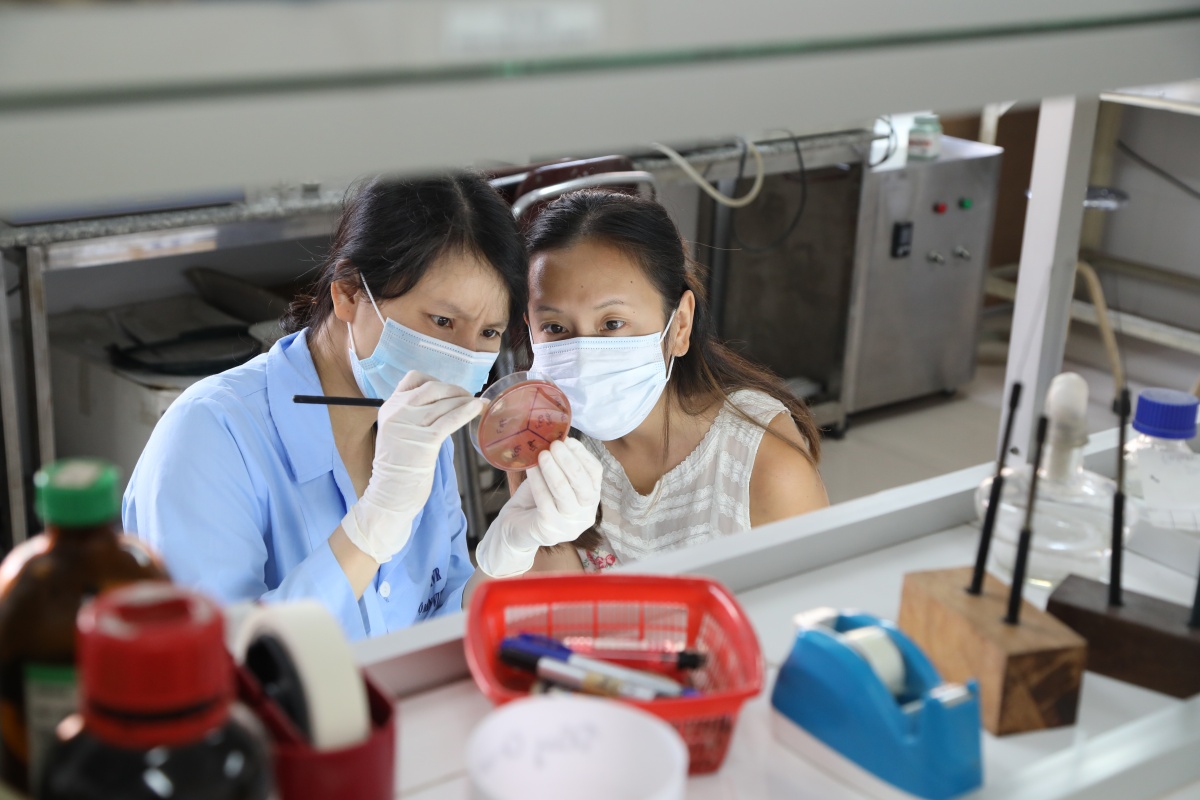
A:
[472, 375, 571, 471]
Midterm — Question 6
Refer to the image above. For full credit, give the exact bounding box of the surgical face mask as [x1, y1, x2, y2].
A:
[347, 275, 499, 399]
[530, 311, 677, 441]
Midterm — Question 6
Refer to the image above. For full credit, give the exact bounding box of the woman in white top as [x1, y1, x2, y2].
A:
[505, 189, 828, 574]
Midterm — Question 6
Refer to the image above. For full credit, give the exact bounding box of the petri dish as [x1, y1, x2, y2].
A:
[470, 371, 572, 471]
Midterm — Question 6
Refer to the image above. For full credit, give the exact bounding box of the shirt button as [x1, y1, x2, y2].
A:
[379, 581, 391, 599]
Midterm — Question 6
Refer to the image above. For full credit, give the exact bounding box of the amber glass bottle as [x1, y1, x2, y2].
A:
[0, 459, 167, 795]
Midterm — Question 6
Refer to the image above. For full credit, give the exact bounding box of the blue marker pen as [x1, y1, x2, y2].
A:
[506, 634, 698, 698]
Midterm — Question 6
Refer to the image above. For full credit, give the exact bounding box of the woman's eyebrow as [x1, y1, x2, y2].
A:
[432, 301, 469, 317]
[431, 301, 506, 328]
[533, 297, 626, 313]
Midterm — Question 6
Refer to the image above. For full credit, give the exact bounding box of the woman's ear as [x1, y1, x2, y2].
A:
[670, 290, 696, 358]
[330, 275, 361, 324]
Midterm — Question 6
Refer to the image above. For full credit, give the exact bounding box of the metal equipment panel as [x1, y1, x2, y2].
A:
[703, 164, 863, 419]
[843, 137, 1002, 414]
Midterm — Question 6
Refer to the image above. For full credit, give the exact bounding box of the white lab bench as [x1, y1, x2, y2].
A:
[355, 431, 1200, 800]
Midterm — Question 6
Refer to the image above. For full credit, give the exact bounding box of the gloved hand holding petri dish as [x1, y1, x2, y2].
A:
[470, 371, 571, 471]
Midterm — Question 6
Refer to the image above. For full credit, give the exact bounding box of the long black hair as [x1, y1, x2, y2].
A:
[524, 189, 820, 463]
[283, 174, 528, 355]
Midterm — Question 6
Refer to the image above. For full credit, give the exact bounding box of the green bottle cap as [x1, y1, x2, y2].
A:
[34, 459, 121, 527]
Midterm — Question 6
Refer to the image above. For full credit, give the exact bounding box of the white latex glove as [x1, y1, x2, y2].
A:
[475, 438, 603, 578]
[341, 371, 483, 563]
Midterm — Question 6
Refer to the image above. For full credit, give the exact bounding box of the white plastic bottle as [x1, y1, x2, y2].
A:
[907, 115, 942, 161]
[975, 373, 1134, 587]
[1122, 389, 1200, 575]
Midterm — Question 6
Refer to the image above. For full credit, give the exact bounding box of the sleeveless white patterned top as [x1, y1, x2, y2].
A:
[577, 388, 789, 572]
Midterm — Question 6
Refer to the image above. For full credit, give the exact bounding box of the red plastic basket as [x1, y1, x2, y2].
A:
[465, 574, 763, 773]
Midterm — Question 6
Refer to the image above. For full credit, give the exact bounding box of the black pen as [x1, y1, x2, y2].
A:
[293, 394, 384, 408]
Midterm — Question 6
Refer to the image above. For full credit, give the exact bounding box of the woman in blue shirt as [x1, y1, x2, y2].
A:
[123, 174, 602, 640]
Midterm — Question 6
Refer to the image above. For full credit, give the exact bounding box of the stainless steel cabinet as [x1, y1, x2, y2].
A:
[843, 137, 1003, 414]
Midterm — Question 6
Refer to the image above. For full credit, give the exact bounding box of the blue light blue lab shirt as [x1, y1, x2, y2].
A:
[123, 329, 473, 641]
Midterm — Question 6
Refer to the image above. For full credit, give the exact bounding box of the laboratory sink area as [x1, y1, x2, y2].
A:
[4, 3, 1200, 799]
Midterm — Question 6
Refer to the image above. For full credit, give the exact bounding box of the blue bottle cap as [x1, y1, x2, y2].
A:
[1132, 388, 1199, 440]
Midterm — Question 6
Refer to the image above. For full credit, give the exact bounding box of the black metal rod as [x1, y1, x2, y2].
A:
[708, 184, 736, 338]
[970, 381, 1023, 595]
[1190, 559, 1200, 629]
[1007, 528, 1034, 624]
[1108, 494, 1125, 606]
[973, 478, 1006, 593]
[1006, 415, 1048, 625]
[293, 394, 383, 408]
[1109, 387, 1131, 607]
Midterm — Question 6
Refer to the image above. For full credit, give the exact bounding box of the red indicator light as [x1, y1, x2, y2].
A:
[933, 202, 947, 214]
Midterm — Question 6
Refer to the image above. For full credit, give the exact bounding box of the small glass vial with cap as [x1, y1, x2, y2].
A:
[39, 583, 272, 800]
[0, 459, 167, 795]
[907, 115, 943, 161]
[1124, 388, 1200, 529]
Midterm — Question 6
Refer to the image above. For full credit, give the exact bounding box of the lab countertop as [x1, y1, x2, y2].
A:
[387, 525, 1200, 799]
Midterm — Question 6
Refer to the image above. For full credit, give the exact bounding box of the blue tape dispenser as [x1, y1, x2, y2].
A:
[771, 608, 982, 800]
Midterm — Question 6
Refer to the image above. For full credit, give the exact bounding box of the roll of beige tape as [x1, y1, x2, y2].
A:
[841, 626, 906, 696]
[233, 601, 370, 751]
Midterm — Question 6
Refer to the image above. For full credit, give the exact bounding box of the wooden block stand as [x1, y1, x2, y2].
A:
[898, 567, 1086, 735]
[1047, 574, 1200, 699]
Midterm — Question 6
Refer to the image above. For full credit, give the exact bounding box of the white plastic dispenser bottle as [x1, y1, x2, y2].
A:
[975, 373, 1134, 587]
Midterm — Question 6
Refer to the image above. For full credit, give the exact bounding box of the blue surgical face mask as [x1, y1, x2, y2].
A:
[347, 275, 499, 399]
[530, 310, 677, 441]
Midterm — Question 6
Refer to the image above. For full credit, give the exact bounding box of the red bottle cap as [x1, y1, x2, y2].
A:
[77, 582, 233, 749]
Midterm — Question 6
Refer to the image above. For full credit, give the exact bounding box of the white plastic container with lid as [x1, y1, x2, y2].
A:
[906, 114, 942, 160]
[975, 373, 1135, 587]
[466, 695, 688, 800]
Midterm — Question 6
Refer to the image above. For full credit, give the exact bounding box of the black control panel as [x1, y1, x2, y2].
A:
[891, 221, 913, 258]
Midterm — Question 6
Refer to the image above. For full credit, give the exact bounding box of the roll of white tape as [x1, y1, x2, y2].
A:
[222, 600, 263, 656]
[841, 626, 906, 697]
[234, 601, 371, 751]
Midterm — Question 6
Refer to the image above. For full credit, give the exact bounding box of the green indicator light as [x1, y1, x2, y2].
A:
[959, 198, 973, 210]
